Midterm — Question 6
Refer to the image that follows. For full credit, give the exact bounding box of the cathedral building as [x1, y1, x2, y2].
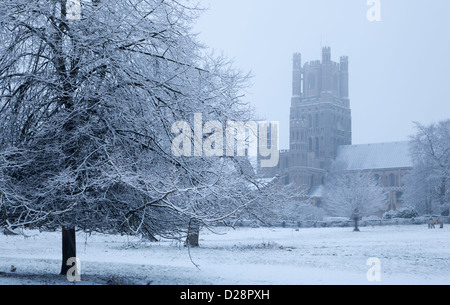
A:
[261, 47, 352, 188]
[259, 47, 412, 211]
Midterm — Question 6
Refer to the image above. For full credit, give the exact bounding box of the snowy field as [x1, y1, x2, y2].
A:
[1, 225, 450, 285]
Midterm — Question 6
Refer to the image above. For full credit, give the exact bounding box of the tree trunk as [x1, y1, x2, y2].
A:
[440, 178, 448, 216]
[60, 227, 76, 275]
[185, 220, 200, 248]
[440, 178, 446, 206]
[353, 218, 360, 232]
[142, 233, 158, 242]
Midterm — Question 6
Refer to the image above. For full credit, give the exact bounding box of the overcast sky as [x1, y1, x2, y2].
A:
[193, 0, 450, 149]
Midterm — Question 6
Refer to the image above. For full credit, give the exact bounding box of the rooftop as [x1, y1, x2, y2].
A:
[335, 141, 413, 171]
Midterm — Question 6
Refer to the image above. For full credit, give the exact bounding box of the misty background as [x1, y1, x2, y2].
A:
[194, 0, 450, 150]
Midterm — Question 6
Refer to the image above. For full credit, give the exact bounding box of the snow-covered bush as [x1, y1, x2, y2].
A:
[382, 206, 419, 219]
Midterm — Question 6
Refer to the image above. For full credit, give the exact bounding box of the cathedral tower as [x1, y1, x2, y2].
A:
[285, 47, 352, 187]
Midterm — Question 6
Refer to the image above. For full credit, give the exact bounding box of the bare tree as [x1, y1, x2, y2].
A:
[406, 120, 450, 216]
[0, 0, 255, 274]
[234, 176, 322, 226]
[324, 168, 387, 232]
[404, 158, 439, 215]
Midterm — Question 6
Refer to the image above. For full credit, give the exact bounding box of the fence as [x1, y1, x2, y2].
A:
[229, 216, 450, 229]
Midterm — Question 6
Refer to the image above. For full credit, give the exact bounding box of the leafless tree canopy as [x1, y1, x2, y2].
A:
[405, 120, 450, 215]
[0, 0, 258, 238]
[323, 163, 387, 229]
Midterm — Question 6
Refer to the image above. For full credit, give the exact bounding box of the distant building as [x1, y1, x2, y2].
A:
[259, 47, 413, 211]
[335, 142, 413, 211]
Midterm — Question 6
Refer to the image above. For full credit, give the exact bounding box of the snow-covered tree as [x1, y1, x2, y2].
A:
[404, 158, 439, 215]
[324, 166, 387, 231]
[405, 120, 450, 216]
[0, 0, 256, 274]
[236, 177, 322, 225]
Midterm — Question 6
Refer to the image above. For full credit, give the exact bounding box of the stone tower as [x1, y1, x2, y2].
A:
[283, 47, 352, 187]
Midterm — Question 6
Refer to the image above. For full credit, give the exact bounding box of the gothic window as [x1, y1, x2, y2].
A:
[390, 174, 396, 187]
[396, 192, 404, 204]
[333, 74, 339, 91]
[308, 74, 316, 90]
[309, 114, 313, 128]
[309, 138, 313, 152]
[315, 113, 319, 128]
[315, 137, 319, 152]
[374, 174, 380, 186]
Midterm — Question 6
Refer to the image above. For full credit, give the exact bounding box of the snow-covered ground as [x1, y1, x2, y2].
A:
[1, 225, 450, 285]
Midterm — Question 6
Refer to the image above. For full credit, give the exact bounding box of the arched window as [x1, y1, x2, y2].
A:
[308, 74, 316, 90]
[374, 174, 380, 186]
[389, 174, 396, 187]
[396, 192, 404, 204]
[333, 74, 339, 91]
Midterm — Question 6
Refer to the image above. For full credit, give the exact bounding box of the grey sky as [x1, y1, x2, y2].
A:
[194, 0, 450, 149]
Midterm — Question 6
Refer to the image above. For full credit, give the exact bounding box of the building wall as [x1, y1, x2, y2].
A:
[370, 168, 411, 211]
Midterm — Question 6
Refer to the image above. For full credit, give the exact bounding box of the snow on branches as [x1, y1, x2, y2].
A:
[0, 0, 256, 239]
